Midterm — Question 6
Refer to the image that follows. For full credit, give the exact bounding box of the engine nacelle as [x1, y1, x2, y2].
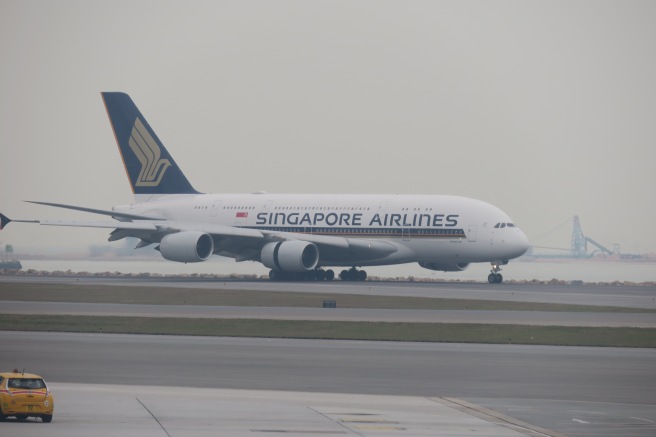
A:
[419, 261, 470, 272]
[159, 231, 214, 263]
[261, 241, 319, 272]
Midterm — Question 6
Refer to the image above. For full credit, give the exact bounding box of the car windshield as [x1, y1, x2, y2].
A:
[8, 378, 46, 389]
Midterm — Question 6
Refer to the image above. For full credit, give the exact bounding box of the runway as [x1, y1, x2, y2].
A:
[2, 276, 656, 436]
[3, 275, 654, 309]
[3, 300, 655, 327]
[6, 331, 654, 401]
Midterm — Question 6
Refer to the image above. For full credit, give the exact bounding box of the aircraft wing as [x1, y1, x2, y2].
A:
[39, 220, 158, 230]
[25, 201, 165, 221]
[34, 219, 397, 257]
[3, 204, 398, 262]
[33, 219, 265, 240]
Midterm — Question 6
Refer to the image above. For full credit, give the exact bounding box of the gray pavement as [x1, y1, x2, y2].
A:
[0, 384, 552, 437]
[2, 276, 656, 436]
[468, 398, 656, 437]
[5, 332, 653, 404]
[2, 275, 654, 309]
[2, 332, 656, 437]
[2, 300, 656, 327]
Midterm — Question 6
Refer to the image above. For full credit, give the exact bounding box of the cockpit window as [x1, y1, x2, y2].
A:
[500, 223, 506, 228]
[507, 223, 515, 227]
[494, 223, 500, 228]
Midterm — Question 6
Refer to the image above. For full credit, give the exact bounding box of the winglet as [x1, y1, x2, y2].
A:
[101, 92, 200, 197]
[0, 213, 11, 230]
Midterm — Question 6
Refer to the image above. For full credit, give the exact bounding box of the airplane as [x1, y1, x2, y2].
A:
[0, 92, 530, 283]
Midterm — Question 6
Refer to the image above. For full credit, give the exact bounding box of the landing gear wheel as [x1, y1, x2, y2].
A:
[270, 269, 338, 282]
[340, 268, 367, 281]
[270, 270, 290, 281]
[487, 273, 503, 284]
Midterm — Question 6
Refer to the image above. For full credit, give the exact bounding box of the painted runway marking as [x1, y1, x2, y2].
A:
[630, 417, 655, 423]
[569, 410, 606, 415]
[572, 419, 590, 424]
[136, 397, 171, 437]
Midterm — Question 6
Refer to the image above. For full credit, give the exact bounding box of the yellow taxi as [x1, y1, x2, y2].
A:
[0, 370, 54, 422]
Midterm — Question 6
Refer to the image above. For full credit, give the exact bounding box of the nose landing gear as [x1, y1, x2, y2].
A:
[488, 263, 503, 284]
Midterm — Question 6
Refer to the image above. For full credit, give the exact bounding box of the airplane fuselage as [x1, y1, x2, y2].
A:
[116, 193, 528, 268]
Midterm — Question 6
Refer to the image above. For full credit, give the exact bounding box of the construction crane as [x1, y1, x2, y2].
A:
[571, 215, 615, 257]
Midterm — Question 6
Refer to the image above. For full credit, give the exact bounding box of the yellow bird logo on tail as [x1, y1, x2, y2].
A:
[128, 118, 171, 187]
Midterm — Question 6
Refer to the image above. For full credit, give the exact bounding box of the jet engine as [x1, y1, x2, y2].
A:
[159, 231, 214, 263]
[418, 261, 470, 272]
[261, 241, 319, 272]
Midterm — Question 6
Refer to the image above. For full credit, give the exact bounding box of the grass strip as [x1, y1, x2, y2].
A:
[1, 314, 654, 347]
[1, 282, 651, 313]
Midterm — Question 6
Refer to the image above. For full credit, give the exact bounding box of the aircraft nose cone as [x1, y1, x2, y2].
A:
[514, 230, 531, 257]
[500, 228, 531, 260]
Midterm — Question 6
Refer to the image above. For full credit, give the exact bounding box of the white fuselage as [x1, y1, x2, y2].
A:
[116, 193, 529, 268]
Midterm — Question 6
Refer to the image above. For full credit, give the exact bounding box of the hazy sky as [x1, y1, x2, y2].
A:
[1, 0, 655, 255]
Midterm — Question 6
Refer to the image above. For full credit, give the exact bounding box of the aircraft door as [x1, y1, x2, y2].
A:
[467, 225, 477, 242]
[210, 201, 221, 217]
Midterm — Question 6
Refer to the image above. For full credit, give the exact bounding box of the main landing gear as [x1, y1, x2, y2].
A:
[269, 268, 335, 281]
[269, 267, 367, 281]
[339, 267, 367, 282]
[488, 262, 503, 284]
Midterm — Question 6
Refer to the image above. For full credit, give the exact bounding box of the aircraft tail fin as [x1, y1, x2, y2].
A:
[101, 92, 200, 199]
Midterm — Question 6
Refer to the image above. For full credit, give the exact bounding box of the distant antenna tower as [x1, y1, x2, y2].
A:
[571, 215, 587, 257]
